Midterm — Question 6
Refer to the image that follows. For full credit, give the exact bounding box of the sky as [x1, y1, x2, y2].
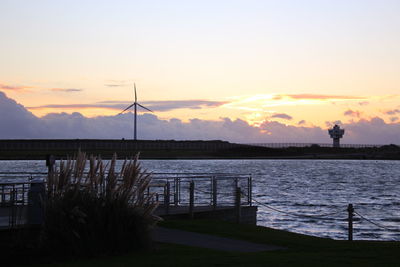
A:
[1, 0, 400, 143]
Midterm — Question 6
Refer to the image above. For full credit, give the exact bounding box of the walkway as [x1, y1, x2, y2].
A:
[152, 227, 285, 252]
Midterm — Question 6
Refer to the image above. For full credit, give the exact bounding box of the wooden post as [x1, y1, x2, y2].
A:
[165, 182, 170, 215]
[235, 187, 242, 224]
[347, 203, 354, 241]
[189, 181, 194, 219]
[212, 177, 217, 210]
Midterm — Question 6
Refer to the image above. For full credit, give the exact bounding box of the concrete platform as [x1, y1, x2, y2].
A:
[156, 205, 258, 224]
[0, 204, 257, 229]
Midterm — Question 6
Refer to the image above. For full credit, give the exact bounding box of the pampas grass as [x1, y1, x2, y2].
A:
[42, 152, 159, 256]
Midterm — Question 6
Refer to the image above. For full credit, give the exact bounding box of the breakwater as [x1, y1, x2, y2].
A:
[0, 139, 242, 159]
[1, 139, 400, 160]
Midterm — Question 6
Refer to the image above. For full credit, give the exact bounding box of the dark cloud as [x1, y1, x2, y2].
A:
[28, 100, 228, 112]
[270, 113, 293, 120]
[385, 109, 400, 115]
[104, 84, 127, 87]
[0, 91, 44, 138]
[390, 117, 399, 122]
[298, 120, 306, 125]
[51, 88, 83, 92]
[104, 80, 131, 87]
[1, 93, 400, 144]
[344, 109, 361, 118]
[358, 101, 369, 106]
[325, 121, 343, 128]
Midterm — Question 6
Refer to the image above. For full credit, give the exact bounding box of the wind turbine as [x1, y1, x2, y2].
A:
[119, 83, 153, 140]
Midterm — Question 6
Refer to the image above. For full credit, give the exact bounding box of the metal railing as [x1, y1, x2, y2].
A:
[0, 172, 252, 229]
[149, 173, 252, 207]
[243, 143, 386, 148]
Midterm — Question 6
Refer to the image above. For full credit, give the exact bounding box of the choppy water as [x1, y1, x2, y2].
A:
[1, 159, 399, 241]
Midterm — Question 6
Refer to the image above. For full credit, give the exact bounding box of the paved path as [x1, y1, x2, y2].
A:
[153, 227, 285, 252]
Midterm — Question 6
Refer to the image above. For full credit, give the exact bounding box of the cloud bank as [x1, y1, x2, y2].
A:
[0, 92, 399, 144]
[28, 100, 227, 112]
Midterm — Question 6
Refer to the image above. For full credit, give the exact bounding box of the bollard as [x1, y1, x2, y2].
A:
[46, 154, 55, 174]
[9, 189, 16, 228]
[28, 181, 46, 226]
[189, 181, 194, 219]
[347, 203, 354, 241]
[235, 187, 242, 224]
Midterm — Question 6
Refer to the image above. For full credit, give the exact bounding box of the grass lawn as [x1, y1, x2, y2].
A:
[38, 219, 399, 267]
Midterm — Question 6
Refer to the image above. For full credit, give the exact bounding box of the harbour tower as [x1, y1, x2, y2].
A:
[328, 124, 345, 148]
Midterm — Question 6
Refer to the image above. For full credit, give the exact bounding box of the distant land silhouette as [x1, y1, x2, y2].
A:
[0, 139, 399, 160]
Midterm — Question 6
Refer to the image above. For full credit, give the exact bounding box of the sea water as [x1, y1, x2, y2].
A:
[1, 159, 399, 241]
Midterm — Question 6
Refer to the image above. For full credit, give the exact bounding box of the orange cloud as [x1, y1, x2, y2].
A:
[284, 94, 365, 100]
[0, 83, 34, 92]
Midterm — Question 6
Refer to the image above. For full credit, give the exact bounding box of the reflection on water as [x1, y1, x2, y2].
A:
[1, 159, 399, 241]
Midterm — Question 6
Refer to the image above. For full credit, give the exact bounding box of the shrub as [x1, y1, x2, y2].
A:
[41, 152, 159, 257]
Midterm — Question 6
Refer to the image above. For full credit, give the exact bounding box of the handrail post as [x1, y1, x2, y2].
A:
[174, 177, 179, 206]
[189, 181, 194, 219]
[165, 181, 170, 215]
[235, 187, 242, 224]
[212, 177, 217, 210]
[347, 203, 354, 241]
[248, 175, 252, 206]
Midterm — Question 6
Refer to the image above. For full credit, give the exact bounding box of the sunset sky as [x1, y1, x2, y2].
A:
[1, 0, 400, 143]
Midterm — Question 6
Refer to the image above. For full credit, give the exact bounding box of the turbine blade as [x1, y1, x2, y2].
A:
[134, 83, 137, 102]
[118, 103, 135, 115]
[137, 103, 153, 112]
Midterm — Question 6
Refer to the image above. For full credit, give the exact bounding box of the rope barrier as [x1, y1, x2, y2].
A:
[354, 210, 400, 233]
[194, 187, 343, 220]
[194, 186, 400, 235]
[249, 195, 343, 220]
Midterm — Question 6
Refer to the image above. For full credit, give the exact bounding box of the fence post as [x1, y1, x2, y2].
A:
[189, 181, 194, 219]
[212, 177, 217, 210]
[347, 203, 354, 241]
[235, 187, 242, 224]
[165, 181, 170, 215]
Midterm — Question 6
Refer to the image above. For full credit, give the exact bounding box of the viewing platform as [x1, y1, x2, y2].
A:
[0, 172, 256, 229]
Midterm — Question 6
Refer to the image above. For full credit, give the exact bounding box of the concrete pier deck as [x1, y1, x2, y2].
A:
[0, 205, 257, 229]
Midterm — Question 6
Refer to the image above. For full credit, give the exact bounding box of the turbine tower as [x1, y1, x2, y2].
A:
[328, 124, 345, 148]
[119, 83, 153, 140]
